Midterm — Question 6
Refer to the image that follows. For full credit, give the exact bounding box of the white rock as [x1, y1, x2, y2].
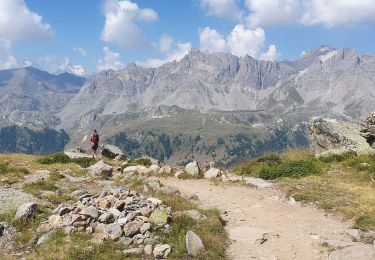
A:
[147, 197, 162, 205]
[14, 202, 37, 220]
[87, 161, 113, 177]
[204, 168, 221, 179]
[185, 161, 200, 176]
[149, 164, 161, 174]
[153, 244, 171, 258]
[345, 229, 362, 242]
[186, 231, 205, 257]
[123, 166, 140, 173]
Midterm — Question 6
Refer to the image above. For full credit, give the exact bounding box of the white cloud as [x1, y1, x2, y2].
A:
[101, 0, 158, 48]
[73, 47, 87, 57]
[301, 0, 375, 27]
[245, 0, 375, 28]
[199, 0, 243, 20]
[0, 0, 52, 42]
[97, 46, 125, 71]
[260, 44, 278, 61]
[245, 0, 303, 27]
[158, 35, 174, 53]
[199, 24, 278, 60]
[37, 56, 85, 75]
[0, 39, 17, 69]
[137, 41, 192, 68]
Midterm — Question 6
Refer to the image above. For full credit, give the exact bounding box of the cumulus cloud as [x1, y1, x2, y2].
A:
[199, 25, 278, 60]
[245, 0, 375, 28]
[199, 0, 243, 20]
[101, 0, 158, 48]
[158, 35, 174, 53]
[0, 39, 17, 69]
[73, 47, 87, 57]
[97, 46, 125, 71]
[37, 56, 85, 75]
[137, 41, 192, 68]
[0, 0, 52, 41]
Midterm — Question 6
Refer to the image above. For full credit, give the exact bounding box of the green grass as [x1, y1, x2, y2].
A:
[318, 152, 357, 163]
[152, 192, 227, 259]
[23, 180, 58, 196]
[259, 160, 323, 180]
[38, 153, 96, 168]
[0, 161, 30, 183]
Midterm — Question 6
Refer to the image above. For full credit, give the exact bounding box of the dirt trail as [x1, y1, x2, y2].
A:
[160, 178, 355, 260]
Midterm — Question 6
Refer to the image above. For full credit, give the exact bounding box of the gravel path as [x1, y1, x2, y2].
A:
[0, 187, 37, 214]
[160, 178, 359, 260]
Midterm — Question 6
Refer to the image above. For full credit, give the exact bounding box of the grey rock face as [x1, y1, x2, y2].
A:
[308, 117, 374, 156]
[100, 144, 126, 160]
[186, 230, 205, 257]
[14, 202, 37, 220]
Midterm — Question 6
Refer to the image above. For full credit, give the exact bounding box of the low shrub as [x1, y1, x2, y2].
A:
[38, 153, 95, 168]
[319, 152, 357, 163]
[256, 153, 282, 166]
[132, 158, 152, 167]
[260, 160, 322, 180]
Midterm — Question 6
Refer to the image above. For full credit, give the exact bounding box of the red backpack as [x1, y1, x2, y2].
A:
[91, 133, 99, 144]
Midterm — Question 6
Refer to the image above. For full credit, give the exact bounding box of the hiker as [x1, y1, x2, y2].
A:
[90, 129, 99, 158]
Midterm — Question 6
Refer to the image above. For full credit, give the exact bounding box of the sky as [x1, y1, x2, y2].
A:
[0, 0, 375, 75]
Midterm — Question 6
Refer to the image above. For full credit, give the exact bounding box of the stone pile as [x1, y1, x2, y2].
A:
[37, 187, 172, 258]
[360, 111, 375, 148]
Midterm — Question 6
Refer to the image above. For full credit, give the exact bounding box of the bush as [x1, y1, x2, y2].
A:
[38, 153, 95, 168]
[260, 160, 322, 180]
[319, 152, 357, 163]
[132, 158, 152, 167]
[256, 153, 282, 166]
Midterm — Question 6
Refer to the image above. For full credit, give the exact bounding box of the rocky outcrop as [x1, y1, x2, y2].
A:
[308, 117, 374, 156]
[64, 147, 92, 159]
[100, 144, 127, 160]
[14, 202, 37, 221]
[360, 111, 375, 148]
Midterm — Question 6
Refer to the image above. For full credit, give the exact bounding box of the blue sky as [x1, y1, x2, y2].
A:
[1, 0, 375, 75]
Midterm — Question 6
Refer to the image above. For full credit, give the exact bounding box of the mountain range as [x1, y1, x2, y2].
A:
[0, 45, 374, 163]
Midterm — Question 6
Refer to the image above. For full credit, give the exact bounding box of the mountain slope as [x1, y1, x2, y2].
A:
[0, 67, 85, 127]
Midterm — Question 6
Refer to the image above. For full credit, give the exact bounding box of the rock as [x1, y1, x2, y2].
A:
[359, 162, 370, 170]
[147, 197, 162, 205]
[186, 231, 205, 257]
[174, 170, 184, 178]
[185, 209, 207, 221]
[123, 166, 140, 173]
[149, 165, 161, 174]
[329, 244, 375, 260]
[138, 166, 151, 175]
[98, 199, 111, 209]
[106, 223, 123, 241]
[140, 222, 152, 233]
[123, 247, 144, 255]
[100, 144, 126, 160]
[160, 186, 180, 195]
[185, 161, 200, 176]
[37, 231, 55, 246]
[309, 117, 375, 156]
[209, 161, 216, 168]
[153, 244, 171, 259]
[345, 229, 362, 242]
[229, 226, 270, 244]
[87, 160, 113, 178]
[98, 212, 114, 223]
[80, 206, 99, 219]
[108, 208, 121, 219]
[360, 111, 375, 148]
[149, 210, 169, 224]
[243, 177, 272, 188]
[159, 166, 172, 175]
[144, 244, 153, 255]
[204, 168, 221, 179]
[123, 220, 143, 237]
[64, 148, 92, 159]
[144, 178, 161, 190]
[14, 202, 37, 220]
[119, 236, 133, 247]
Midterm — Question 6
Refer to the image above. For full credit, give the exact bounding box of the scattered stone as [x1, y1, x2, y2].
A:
[123, 166, 140, 173]
[119, 236, 133, 247]
[153, 244, 171, 259]
[80, 206, 99, 219]
[37, 231, 55, 246]
[345, 229, 362, 242]
[159, 166, 172, 175]
[144, 244, 153, 255]
[87, 160, 113, 178]
[106, 223, 123, 241]
[185, 209, 207, 221]
[123, 220, 143, 237]
[100, 144, 126, 160]
[204, 168, 221, 179]
[185, 161, 200, 176]
[144, 178, 161, 190]
[140, 222, 152, 233]
[14, 202, 37, 221]
[174, 170, 184, 178]
[329, 244, 375, 260]
[149, 165, 161, 174]
[186, 231, 205, 257]
[149, 210, 169, 225]
[123, 247, 144, 255]
[147, 197, 162, 205]
[98, 212, 114, 223]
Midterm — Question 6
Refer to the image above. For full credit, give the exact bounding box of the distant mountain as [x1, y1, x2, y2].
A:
[0, 67, 86, 127]
[59, 46, 375, 130]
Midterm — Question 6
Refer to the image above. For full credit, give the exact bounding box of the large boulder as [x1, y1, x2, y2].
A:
[87, 160, 113, 177]
[328, 244, 375, 260]
[204, 168, 221, 179]
[14, 202, 37, 221]
[360, 111, 375, 148]
[308, 117, 374, 156]
[64, 147, 92, 159]
[186, 230, 205, 257]
[185, 161, 200, 176]
[100, 144, 127, 160]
